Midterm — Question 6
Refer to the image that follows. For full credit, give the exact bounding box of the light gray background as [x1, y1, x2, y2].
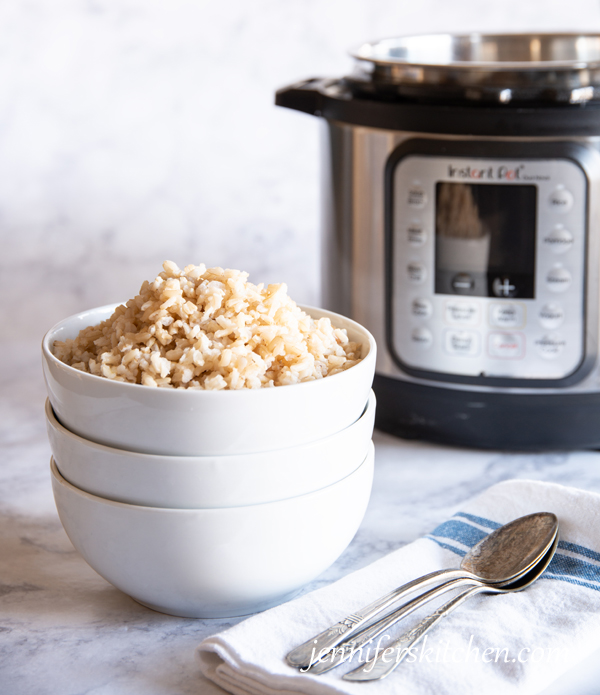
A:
[3, 0, 600, 338]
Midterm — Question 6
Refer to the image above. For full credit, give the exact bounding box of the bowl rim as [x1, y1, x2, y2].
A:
[50, 442, 375, 513]
[45, 390, 376, 462]
[42, 303, 376, 397]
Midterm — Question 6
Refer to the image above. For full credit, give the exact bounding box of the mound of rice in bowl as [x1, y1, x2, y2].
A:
[53, 261, 363, 390]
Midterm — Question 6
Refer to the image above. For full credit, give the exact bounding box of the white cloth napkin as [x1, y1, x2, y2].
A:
[197, 479, 600, 695]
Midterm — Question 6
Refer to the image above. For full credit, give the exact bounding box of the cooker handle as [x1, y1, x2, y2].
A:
[275, 78, 338, 117]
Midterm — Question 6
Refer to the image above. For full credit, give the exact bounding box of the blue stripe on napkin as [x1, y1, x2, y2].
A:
[429, 520, 489, 548]
[558, 540, 600, 564]
[453, 512, 502, 531]
[430, 539, 468, 557]
[426, 514, 600, 593]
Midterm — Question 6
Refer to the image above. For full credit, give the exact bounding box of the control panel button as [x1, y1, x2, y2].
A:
[407, 262, 427, 284]
[412, 298, 433, 319]
[407, 224, 427, 246]
[548, 187, 574, 213]
[489, 302, 524, 328]
[535, 334, 566, 359]
[488, 332, 524, 359]
[548, 186, 573, 212]
[543, 226, 574, 254]
[444, 330, 480, 356]
[451, 273, 475, 293]
[445, 300, 480, 326]
[546, 266, 572, 292]
[539, 303, 564, 329]
[411, 327, 433, 349]
[492, 276, 518, 298]
[407, 186, 427, 209]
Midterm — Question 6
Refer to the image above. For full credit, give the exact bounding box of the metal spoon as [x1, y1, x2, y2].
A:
[314, 525, 560, 676]
[287, 512, 558, 669]
[342, 534, 559, 682]
[307, 522, 559, 675]
[307, 576, 492, 674]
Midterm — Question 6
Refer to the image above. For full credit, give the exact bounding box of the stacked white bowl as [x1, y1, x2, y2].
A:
[42, 304, 377, 618]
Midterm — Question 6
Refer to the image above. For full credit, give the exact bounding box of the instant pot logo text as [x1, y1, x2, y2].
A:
[447, 164, 526, 180]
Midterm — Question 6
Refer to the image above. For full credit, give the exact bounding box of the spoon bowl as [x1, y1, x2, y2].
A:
[461, 512, 558, 583]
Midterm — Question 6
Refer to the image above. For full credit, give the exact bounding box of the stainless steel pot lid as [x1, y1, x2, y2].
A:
[348, 33, 600, 103]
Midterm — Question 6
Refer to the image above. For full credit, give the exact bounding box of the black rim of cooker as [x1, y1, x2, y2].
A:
[275, 77, 600, 137]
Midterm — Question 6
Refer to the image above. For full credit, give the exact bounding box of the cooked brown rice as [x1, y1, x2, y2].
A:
[53, 261, 363, 389]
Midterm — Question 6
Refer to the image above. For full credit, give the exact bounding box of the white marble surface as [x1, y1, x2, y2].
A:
[3, 338, 600, 695]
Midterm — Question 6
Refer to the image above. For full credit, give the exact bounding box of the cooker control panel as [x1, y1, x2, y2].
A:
[387, 151, 587, 382]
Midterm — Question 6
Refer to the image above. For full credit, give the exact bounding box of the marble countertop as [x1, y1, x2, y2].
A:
[3, 339, 600, 695]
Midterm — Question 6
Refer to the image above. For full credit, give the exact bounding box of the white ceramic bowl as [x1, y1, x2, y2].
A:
[42, 304, 376, 456]
[46, 390, 376, 508]
[50, 444, 374, 618]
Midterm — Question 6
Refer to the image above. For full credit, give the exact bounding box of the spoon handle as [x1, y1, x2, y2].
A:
[342, 585, 486, 682]
[308, 576, 482, 674]
[286, 568, 468, 668]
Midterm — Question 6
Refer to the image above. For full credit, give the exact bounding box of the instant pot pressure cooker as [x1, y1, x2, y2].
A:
[276, 33, 600, 450]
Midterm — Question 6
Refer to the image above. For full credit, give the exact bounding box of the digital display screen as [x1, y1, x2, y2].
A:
[434, 182, 537, 298]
